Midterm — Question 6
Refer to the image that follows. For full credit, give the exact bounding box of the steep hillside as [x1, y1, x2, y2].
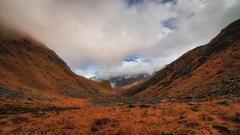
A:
[125, 19, 240, 102]
[0, 26, 112, 106]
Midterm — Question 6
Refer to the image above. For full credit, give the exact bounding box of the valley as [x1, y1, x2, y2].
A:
[0, 18, 240, 135]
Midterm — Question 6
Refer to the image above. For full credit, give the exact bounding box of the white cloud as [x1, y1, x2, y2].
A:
[97, 59, 156, 79]
[95, 53, 178, 79]
[0, 0, 239, 79]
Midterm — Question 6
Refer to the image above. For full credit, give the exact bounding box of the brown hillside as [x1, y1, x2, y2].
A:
[125, 19, 240, 102]
[0, 26, 112, 106]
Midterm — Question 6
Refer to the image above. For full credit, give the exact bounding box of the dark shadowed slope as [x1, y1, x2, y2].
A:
[0, 25, 112, 105]
[125, 19, 240, 102]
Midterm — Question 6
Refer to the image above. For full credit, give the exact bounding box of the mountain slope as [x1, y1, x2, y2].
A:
[0, 26, 112, 104]
[125, 19, 240, 102]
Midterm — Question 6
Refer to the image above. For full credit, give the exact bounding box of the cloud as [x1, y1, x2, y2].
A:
[0, 0, 239, 79]
[96, 58, 159, 79]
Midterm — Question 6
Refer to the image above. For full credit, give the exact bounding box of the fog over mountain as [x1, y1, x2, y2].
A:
[0, 0, 239, 79]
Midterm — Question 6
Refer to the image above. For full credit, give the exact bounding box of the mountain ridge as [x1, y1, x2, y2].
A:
[124, 19, 240, 102]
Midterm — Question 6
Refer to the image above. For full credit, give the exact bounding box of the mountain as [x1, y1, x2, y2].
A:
[91, 74, 150, 91]
[0, 25, 112, 106]
[110, 74, 150, 88]
[125, 19, 240, 102]
[92, 74, 151, 93]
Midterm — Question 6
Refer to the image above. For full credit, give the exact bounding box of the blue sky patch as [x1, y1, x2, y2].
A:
[161, 0, 177, 5]
[148, 0, 177, 5]
[123, 55, 141, 62]
[127, 0, 143, 7]
[162, 18, 178, 29]
[126, 0, 177, 7]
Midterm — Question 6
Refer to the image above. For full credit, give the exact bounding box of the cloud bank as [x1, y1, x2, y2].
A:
[0, 0, 239, 79]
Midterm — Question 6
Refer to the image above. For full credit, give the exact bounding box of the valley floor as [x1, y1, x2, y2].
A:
[0, 97, 240, 135]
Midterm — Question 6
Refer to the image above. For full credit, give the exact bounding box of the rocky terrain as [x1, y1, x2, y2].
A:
[0, 20, 240, 135]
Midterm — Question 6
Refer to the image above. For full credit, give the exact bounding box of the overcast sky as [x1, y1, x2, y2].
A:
[0, 0, 240, 79]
